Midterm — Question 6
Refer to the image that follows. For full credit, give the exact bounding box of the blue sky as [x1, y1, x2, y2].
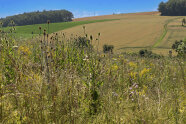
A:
[0, 0, 167, 18]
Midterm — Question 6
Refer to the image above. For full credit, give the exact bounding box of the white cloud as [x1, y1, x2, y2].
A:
[73, 10, 99, 18]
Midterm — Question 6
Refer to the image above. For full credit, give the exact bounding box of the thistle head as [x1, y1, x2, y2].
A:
[47, 20, 50, 24]
[90, 35, 93, 40]
[44, 29, 46, 36]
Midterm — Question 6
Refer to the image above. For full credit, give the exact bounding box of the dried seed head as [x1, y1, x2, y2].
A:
[47, 20, 50, 24]
[39, 26, 42, 30]
[90, 35, 93, 40]
[44, 29, 46, 35]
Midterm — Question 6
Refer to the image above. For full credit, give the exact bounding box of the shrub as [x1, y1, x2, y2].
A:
[139, 49, 161, 58]
[139, 49, 152, 57]
[172, 40, 186, 58]
[74, 36, 91, 48]
[103, 44, 114, 53]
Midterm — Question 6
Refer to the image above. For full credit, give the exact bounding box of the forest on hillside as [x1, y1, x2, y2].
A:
[158, 0, 186, 16]
[0, 10, 74, 27]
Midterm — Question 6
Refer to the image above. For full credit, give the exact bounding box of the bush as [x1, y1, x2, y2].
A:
[172, 40, 186, 58]
[139, 49, 152, 57]
[74, 36, 91, 48]
[103, 44, 114, 53]
[139, 49, 161, 58]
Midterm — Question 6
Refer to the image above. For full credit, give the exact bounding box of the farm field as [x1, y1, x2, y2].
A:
[61, 12, 186, 55]
[2, 12, 186, 55]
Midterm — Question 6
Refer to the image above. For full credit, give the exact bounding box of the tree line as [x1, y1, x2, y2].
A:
[0, 10, 74, 27]
[158, 0, 186, 16]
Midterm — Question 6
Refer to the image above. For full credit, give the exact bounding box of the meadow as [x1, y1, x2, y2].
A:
[2, 19, 118, 39]
[0, 25, 186, 124]
[0, 12, 186, 123]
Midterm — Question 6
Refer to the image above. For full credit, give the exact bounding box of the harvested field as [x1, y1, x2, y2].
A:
[62, 13, 177, 55]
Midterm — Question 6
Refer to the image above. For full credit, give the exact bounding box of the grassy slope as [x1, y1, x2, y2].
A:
[2, 19, 118, 39]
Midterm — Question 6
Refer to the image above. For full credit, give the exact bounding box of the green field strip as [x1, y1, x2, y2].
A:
[152, 17, 181, 48]
[2, 19, 119, 38]
[119, 46, 151, 49]
[119, 46, 172, 50]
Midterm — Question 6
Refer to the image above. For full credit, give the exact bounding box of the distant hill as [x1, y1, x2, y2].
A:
[0, 10, 74, 27]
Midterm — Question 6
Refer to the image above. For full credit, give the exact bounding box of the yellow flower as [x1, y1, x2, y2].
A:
[139, 90, 145, 96]
[129, 62, 137, 68]
[130, 72, 137, 79]
[150, 63, 154, 67]
[112, 65, 118, 71]
[179, 107, 185, 113]
[119, 54, 124, 58]
[140, 68, 150, 77]
[139, 85, 148, 96]
[18, 46, 31, 55]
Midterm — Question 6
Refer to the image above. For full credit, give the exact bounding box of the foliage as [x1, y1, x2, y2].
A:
[139, 49, 161, 58]
[0, 10, 73, 27]
[103, 44, 114, 53]
[74, 36, 91, 48]
[172, 40, 186, 58]
[158, 0, 186, 16]
[182, 18, 186, 26]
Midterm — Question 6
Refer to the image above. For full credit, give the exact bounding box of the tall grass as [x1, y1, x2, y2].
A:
[0, 26, 185, 123]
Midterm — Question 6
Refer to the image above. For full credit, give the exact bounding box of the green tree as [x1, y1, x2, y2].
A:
[0, 10, 74, 27]
[172, 40, 186, 58]
[158, 0, 186, 16]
